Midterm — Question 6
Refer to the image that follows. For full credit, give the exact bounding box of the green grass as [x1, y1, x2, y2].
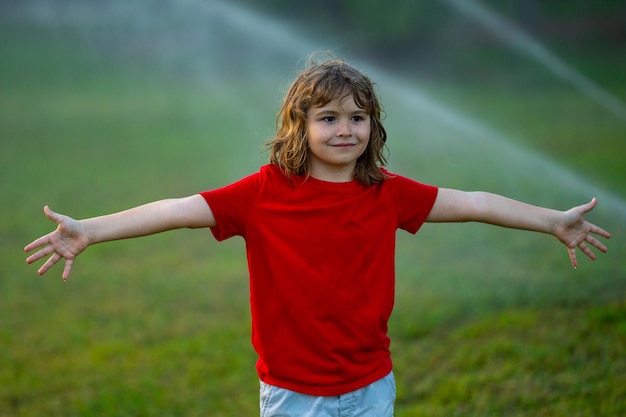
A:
[392, 305, 626, 416]
[1, 13, 625, 417]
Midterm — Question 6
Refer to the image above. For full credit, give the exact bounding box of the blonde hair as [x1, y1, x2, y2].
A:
[267, 54, 388, 186]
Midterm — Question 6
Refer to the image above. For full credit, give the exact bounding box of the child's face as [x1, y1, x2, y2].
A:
[305, 94, 371, 182]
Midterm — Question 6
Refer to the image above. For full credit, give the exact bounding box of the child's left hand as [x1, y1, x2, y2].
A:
[553, 198, 611, 268]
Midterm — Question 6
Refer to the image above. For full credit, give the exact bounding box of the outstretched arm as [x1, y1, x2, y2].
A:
[24, 194, 215, 280]
[426, 189, 611, 268]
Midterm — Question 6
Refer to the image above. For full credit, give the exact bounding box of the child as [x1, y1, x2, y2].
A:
[25, 56, 610, 417]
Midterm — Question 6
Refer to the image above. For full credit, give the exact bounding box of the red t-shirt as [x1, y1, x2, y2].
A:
[200, 164, 438, 396]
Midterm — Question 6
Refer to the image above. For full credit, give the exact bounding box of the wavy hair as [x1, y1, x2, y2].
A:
[267, 54, 388, 186]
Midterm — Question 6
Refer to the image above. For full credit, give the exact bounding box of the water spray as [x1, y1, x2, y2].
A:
[441, 0, 626, 123]
[9, 0, 626, 219]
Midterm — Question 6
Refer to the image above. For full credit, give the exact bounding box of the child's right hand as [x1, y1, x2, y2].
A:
[24, 206, 90, 281]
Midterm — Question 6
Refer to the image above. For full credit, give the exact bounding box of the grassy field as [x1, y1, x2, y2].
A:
[2, 7, 625, 417]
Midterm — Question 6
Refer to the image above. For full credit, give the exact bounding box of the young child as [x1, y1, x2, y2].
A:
[25, 56, 610, 416]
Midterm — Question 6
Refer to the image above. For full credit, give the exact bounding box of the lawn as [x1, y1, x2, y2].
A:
[1, 4, 624, 416]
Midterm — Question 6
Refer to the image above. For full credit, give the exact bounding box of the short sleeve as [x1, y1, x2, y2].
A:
[199, 171, 261, 241]
[385, 172, 438, 234]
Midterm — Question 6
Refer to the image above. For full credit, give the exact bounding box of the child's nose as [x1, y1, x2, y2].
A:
[336, 120, 351, 137]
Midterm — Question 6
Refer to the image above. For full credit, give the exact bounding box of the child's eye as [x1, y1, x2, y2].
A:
[352, 116, 363, 122]
[322, 116, 335, 122]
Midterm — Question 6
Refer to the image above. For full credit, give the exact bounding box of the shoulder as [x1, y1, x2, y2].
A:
[222, 164, 286, 188]
[259, 163, 285, 178]
[379, 168, 434, 188]
[257, 163, 294, 186]
[377, 167, 438, 199]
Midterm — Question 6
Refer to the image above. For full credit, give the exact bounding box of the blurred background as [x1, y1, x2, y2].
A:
[1, 1, 624, 416]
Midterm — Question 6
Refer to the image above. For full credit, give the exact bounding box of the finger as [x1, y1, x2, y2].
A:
[579, 197, 597, 214]
[586, 235, 608, 253]
[44, 205, 70, 227]
[568, 246, 578, 269]
[38, 253, 61, 276]
[62, 259, 74, 281]
[578, 242, 596, 261]
[24, 207, 61, 253]
[26, 245, 54, 264]
[24, 234, 52, 253]
[43, 205, 59, 222]
[590, 224, 611, 240]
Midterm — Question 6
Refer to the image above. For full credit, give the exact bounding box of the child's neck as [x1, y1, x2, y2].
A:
[309, 165, 355, 183]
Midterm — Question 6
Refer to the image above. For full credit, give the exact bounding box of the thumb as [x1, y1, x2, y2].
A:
[43, 205, 62, 224]
[579, 197, 597, 215]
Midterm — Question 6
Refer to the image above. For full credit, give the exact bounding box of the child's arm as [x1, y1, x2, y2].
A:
[24, 195, 215, 280]
[426, 189, 611, 268]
